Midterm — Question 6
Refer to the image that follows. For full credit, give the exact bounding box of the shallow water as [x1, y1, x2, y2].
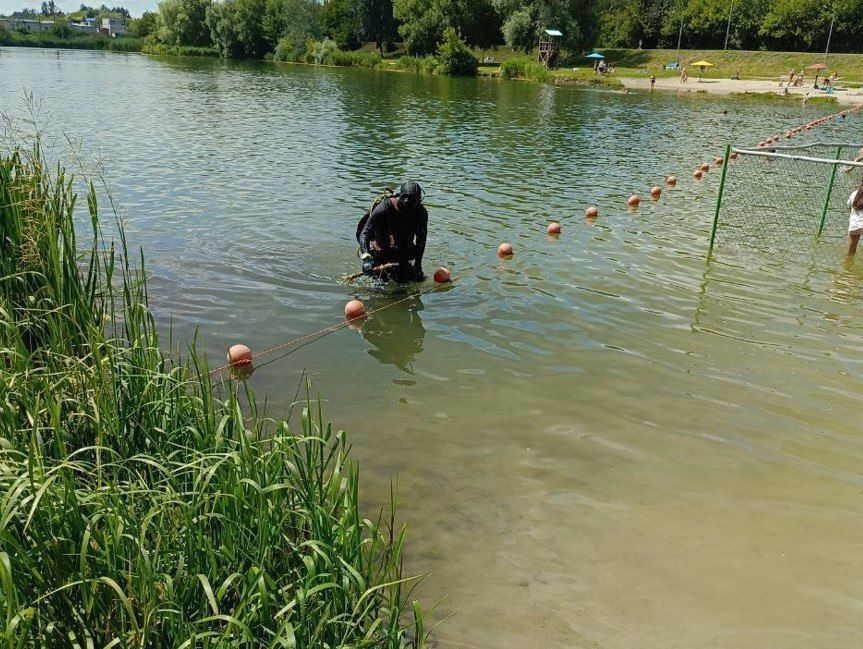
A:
[3, 47, 863, 649]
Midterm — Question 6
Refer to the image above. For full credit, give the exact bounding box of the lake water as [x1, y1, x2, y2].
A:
[3, 46, 863, 649]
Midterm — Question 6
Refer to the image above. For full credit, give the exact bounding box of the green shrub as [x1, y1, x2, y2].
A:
[142, 41, 219, 56]
[325, 47, 381, 67]
[434, 26, 477, 75]
[0, 26, 144, 52]
[273, 34, 297, 60]
[397, 54, 438, 74]
[308, 36, 338, 64]
[302, 39, 382, 67]
[500, 56, 550, 82]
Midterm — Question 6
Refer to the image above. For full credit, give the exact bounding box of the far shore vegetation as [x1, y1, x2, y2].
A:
[3, 0, 863, 84]
[0, 127, 429, 645]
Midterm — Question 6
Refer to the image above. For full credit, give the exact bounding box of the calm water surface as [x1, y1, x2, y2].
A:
[3, 47, 863, 649]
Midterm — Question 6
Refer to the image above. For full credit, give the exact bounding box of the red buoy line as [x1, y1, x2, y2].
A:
[219, 103, 862, 374]
[215, 283, 452, 375]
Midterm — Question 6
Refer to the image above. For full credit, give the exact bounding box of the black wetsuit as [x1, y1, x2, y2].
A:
[357, 197, 428, 281]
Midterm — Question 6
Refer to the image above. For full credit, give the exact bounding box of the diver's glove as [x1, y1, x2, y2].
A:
[361, 254, 374, 275]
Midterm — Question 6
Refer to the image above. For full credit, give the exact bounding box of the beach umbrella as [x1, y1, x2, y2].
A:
[808, 62, 827, 86]
[691, 59, 714, 82]
[586, 52, 605, 59]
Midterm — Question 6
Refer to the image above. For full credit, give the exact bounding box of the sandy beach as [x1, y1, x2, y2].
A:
[620, 75, 863, 105]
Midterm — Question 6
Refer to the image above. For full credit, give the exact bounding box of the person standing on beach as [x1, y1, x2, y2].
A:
[649, 74, 656, 92]
[680, 67, 687, 83]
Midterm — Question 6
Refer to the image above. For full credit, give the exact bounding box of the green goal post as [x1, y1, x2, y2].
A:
[708, 141, 863, 257]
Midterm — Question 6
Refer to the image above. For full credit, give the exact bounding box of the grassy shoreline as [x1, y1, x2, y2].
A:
[4, 34, 863, 90]
[0, 138, 427, 645]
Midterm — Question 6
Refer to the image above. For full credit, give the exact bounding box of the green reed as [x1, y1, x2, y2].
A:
[0, 141, 427, 647]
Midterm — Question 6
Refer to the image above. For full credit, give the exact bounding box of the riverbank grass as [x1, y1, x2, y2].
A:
[0, 141, 426, 646]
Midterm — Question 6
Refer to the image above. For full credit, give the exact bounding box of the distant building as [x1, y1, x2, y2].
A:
[70, 21, 99, 33]
[100, 17, 126, 36]
[0, 18, 55, 32]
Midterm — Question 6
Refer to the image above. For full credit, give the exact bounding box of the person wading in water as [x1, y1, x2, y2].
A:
[356, 181, 428, 282]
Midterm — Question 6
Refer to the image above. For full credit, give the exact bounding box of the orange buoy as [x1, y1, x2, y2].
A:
[628, 195, 640, 208]
[650, 186, 661, 199]
[694, 170, 703, 180]
[772, 135, 780, 142]
[666, 175, 677, 186]
[498, 242, 514, 257]
[227, 344, 253, 367]
[585, 206, 598, 219]
[547, 222, 561, 235]
[757, 141, 766, 147]
[344, 299, 366, 320]
[714, 156, 724, 166]
[433, 267, 452, 283]
[700, 162, 710, 171]
[805, 125, 812, 130]
[730, 151, 738, 160]
[785, 131, 792, 138]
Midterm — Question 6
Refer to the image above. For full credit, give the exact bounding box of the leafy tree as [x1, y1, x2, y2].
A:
[759, 0, 833, 50]
[158, 0, 212, 46]
[435, 25, 478, 73]
[494, 0, 598, 52]
[205, 0, 243, 55]
[10, 8, 40, 17]
[40, 0, 58, 15]
[830, 0, 863, 52]
[129, 10, 158, 37]
[321, 0, 362, 49]
[263, 0, 321, 49]
[394, 0, 500, 54]
[51, 18, 73, 35]
[393, 0, 445, 53]
[501, 6, 533, 50]
[234, 0, 269, 55]
[359, 0, 398, 50]
[74, 4, 131, 18]
[205, 0, 268, 57]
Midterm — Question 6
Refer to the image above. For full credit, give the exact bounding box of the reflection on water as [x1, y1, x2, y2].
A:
[4, 46, 863, 649]
[360, 293, 426, 374]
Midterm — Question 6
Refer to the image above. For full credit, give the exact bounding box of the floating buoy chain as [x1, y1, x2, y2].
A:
[216, 284, 449, 375]
[220, 103, 862, 375]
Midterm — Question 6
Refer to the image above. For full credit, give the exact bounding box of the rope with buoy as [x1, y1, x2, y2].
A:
[214, 269, 453, 376]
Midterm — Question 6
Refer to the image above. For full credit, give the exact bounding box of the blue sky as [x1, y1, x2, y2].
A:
[0, 0, 156, 16]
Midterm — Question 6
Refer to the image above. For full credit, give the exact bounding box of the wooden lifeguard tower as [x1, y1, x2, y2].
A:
[538, 29, 562, 67]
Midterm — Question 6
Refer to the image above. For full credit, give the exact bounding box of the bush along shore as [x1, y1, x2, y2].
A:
[0, 140, 427, 646]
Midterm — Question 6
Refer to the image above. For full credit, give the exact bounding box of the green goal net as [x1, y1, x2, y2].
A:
[709, 142, 863, 260]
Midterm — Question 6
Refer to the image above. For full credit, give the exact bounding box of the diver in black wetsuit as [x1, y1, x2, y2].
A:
[357, 181, 428, 282]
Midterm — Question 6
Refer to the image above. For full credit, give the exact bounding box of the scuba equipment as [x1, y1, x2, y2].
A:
[356, 188, 394, 248]
[355, 181, 428, 282]
[355, 182, 425, 245]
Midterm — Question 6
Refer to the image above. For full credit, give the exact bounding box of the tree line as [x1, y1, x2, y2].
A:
[4, 0, 862, 58]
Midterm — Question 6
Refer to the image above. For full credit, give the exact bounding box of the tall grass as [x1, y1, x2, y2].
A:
[141, 42, 219, 57]
[499, 57, 551, 82]
[0, 140, 427, 646]
[396, 55, 438, 74]
[0, 26, 144, 52]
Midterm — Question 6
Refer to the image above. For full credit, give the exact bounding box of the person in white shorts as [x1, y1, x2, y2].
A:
[845, 175, 863, 256]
